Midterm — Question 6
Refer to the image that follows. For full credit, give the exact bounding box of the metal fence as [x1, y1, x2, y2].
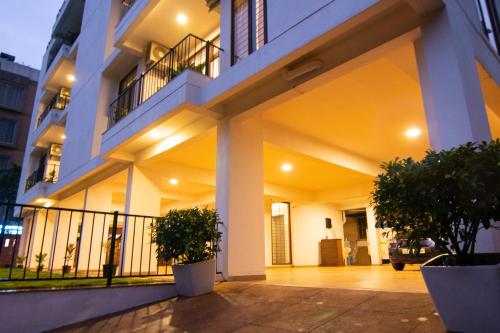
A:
[109, 33, 222, 127]
[0, 202, 171, 287]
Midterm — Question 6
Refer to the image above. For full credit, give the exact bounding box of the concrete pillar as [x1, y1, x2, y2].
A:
[415, 5, 499, 252]
[216, 115, 265, 280]
[77, 185, 114, 273]
[366, 206, 381, 265]
[122, 165, 161, 275]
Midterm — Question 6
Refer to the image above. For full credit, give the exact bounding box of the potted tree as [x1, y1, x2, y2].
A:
[16, 255, 26, 269]
[35, 253, 48, 273]
[62, 243, 75, 274]
[372, 140, 500, 333]
[102, 240, 118, 278]
[152, 207, 222, 297]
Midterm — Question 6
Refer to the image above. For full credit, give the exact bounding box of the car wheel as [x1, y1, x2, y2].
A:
[392, 263, 405, 271]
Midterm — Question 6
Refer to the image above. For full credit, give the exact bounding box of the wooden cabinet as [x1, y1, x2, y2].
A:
[320, 239, 344, 266]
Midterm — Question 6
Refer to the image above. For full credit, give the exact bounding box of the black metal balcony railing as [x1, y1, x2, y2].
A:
[25, 163, 60, 192]
[109, 34, 222, 127]
[37, 92, 71, 127]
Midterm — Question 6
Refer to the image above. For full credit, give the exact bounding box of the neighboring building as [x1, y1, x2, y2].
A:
[0, 53, 39, 175]
[15, 0, 500, 280]
[0, 53, 39, 266]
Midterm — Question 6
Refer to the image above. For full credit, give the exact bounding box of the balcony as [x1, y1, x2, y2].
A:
[37, 89, 71, 127]
[25, 162, 60, 192]
[109, 34, 222, 127]
[114, 0, 220, 55]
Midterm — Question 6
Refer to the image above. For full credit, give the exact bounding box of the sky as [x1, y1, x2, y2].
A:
[0, 0, 65, 70]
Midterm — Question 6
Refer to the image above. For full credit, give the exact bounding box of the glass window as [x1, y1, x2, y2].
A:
[232, 0, 267, 64]
[0, 81, 25, 111]
[0, 118, 17, 145]
[477, 0, 500, 54]
[0, 156, 10, 170]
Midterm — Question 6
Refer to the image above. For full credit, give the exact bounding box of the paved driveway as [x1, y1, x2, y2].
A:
[59, 282, 444, 332]
[264, 265, 428, 293]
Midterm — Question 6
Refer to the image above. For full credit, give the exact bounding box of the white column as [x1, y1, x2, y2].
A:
[216, 115, 266, 280]
[366, 206, 381, 265]
[122, 165, 161, 275]
[415, 6, 499, 252]
[77, 185, 114, 273]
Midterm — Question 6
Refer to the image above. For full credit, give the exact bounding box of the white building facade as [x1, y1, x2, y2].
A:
[17, 0, 500, 280]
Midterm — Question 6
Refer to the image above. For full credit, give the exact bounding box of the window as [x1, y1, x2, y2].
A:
[477, 0, 500, 54]
[271, 202, 292, 265]
[0, 81, 24, 111]
[0, 118, 17, 145]
[232, 0, 267, 64]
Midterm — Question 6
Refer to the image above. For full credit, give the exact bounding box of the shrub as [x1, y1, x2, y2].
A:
[372, 140, 500, 265]
[152, 207, 222, 264]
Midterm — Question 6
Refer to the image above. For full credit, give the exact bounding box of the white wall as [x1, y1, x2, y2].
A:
[289, 203, 343, 266]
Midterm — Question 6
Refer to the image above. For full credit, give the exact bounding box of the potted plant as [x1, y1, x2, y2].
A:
[35, 253, 48, 273]
[102, 239, 118, 278]
[62, 243, 75, 274]
[152, 207, 222, 297]
[372, 140, 500, 333]
[16, 255, 26, 268]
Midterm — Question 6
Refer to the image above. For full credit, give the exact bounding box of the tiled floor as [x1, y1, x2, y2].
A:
[263, 265, 428, 293]
[59, 282, 444, 333]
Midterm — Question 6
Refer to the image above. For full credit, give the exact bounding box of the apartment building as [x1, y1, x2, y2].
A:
[16, 0, 500, 280]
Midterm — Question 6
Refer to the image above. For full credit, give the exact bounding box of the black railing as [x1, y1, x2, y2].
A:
[25, 163, 60, 192]
[0, 202, 172, 287]
[109, 34, 222, 127]
[37, 92, 71, 127]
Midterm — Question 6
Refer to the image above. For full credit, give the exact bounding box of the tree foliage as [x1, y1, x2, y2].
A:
[0, 165, 21, 202]
[372, 140, 500, 265]
[152, 207, 222, 264]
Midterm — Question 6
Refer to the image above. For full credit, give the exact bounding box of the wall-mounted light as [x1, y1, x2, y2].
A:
[405, 127, 422, 138]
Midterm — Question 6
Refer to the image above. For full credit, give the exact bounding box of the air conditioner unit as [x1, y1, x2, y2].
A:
[49, 144, 62, 157]
[146, 42, 169, 64]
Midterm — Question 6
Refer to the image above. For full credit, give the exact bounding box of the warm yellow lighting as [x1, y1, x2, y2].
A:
[169, 178, 179, 185]
[150, 130, 162, 139]
[281, 163, 293, 172]
[61, 134, 66, 140]
[405, 127, 422, 138]
[176, 13, 188, 25]
[66, 74, 75, 82]
[43, 201, 54, 208]
[35, 198, 47, 204]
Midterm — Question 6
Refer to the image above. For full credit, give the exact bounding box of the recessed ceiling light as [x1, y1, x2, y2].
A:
[35, 198, 47, 203]
[281, 163, 293, 172]
[176, 13, 188, 25]
[405, 127, 422, 138]
[169, 178, 179, 185]
[66, 74, 75, 82]
[61, 134, 66, 140]
[150, 130, 162, 138]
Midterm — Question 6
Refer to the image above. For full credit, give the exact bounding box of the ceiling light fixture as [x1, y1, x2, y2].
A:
[176, 13, 188, 25]
[61, 134, 66, 140]
[150, 130, 162, 139]
[281, 163, 293, 172]
[405, 127, 422, 138]
[169, 178, 179, 185]
[66, 74, 75, 82]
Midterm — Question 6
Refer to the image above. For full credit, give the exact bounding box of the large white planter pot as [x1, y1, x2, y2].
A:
[421, 254, 500, 333]
[172, 258, 216, 297]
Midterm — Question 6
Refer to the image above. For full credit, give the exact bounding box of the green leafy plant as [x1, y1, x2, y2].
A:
[16, 255, 26, 267]
[35, 253, 48, 271]
[171, 63, 206, 79]
[152, 207, 222, 264]
[64, 243, 76, 264]
[372, 140, 500, 266]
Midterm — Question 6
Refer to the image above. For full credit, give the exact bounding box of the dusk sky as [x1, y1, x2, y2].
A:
[0, 0, 64, 70]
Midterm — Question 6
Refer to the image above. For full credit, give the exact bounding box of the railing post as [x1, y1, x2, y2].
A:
[205, 42, 211, 77]
[107, 211, 119, 287]
[0, 201, 9, 258]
